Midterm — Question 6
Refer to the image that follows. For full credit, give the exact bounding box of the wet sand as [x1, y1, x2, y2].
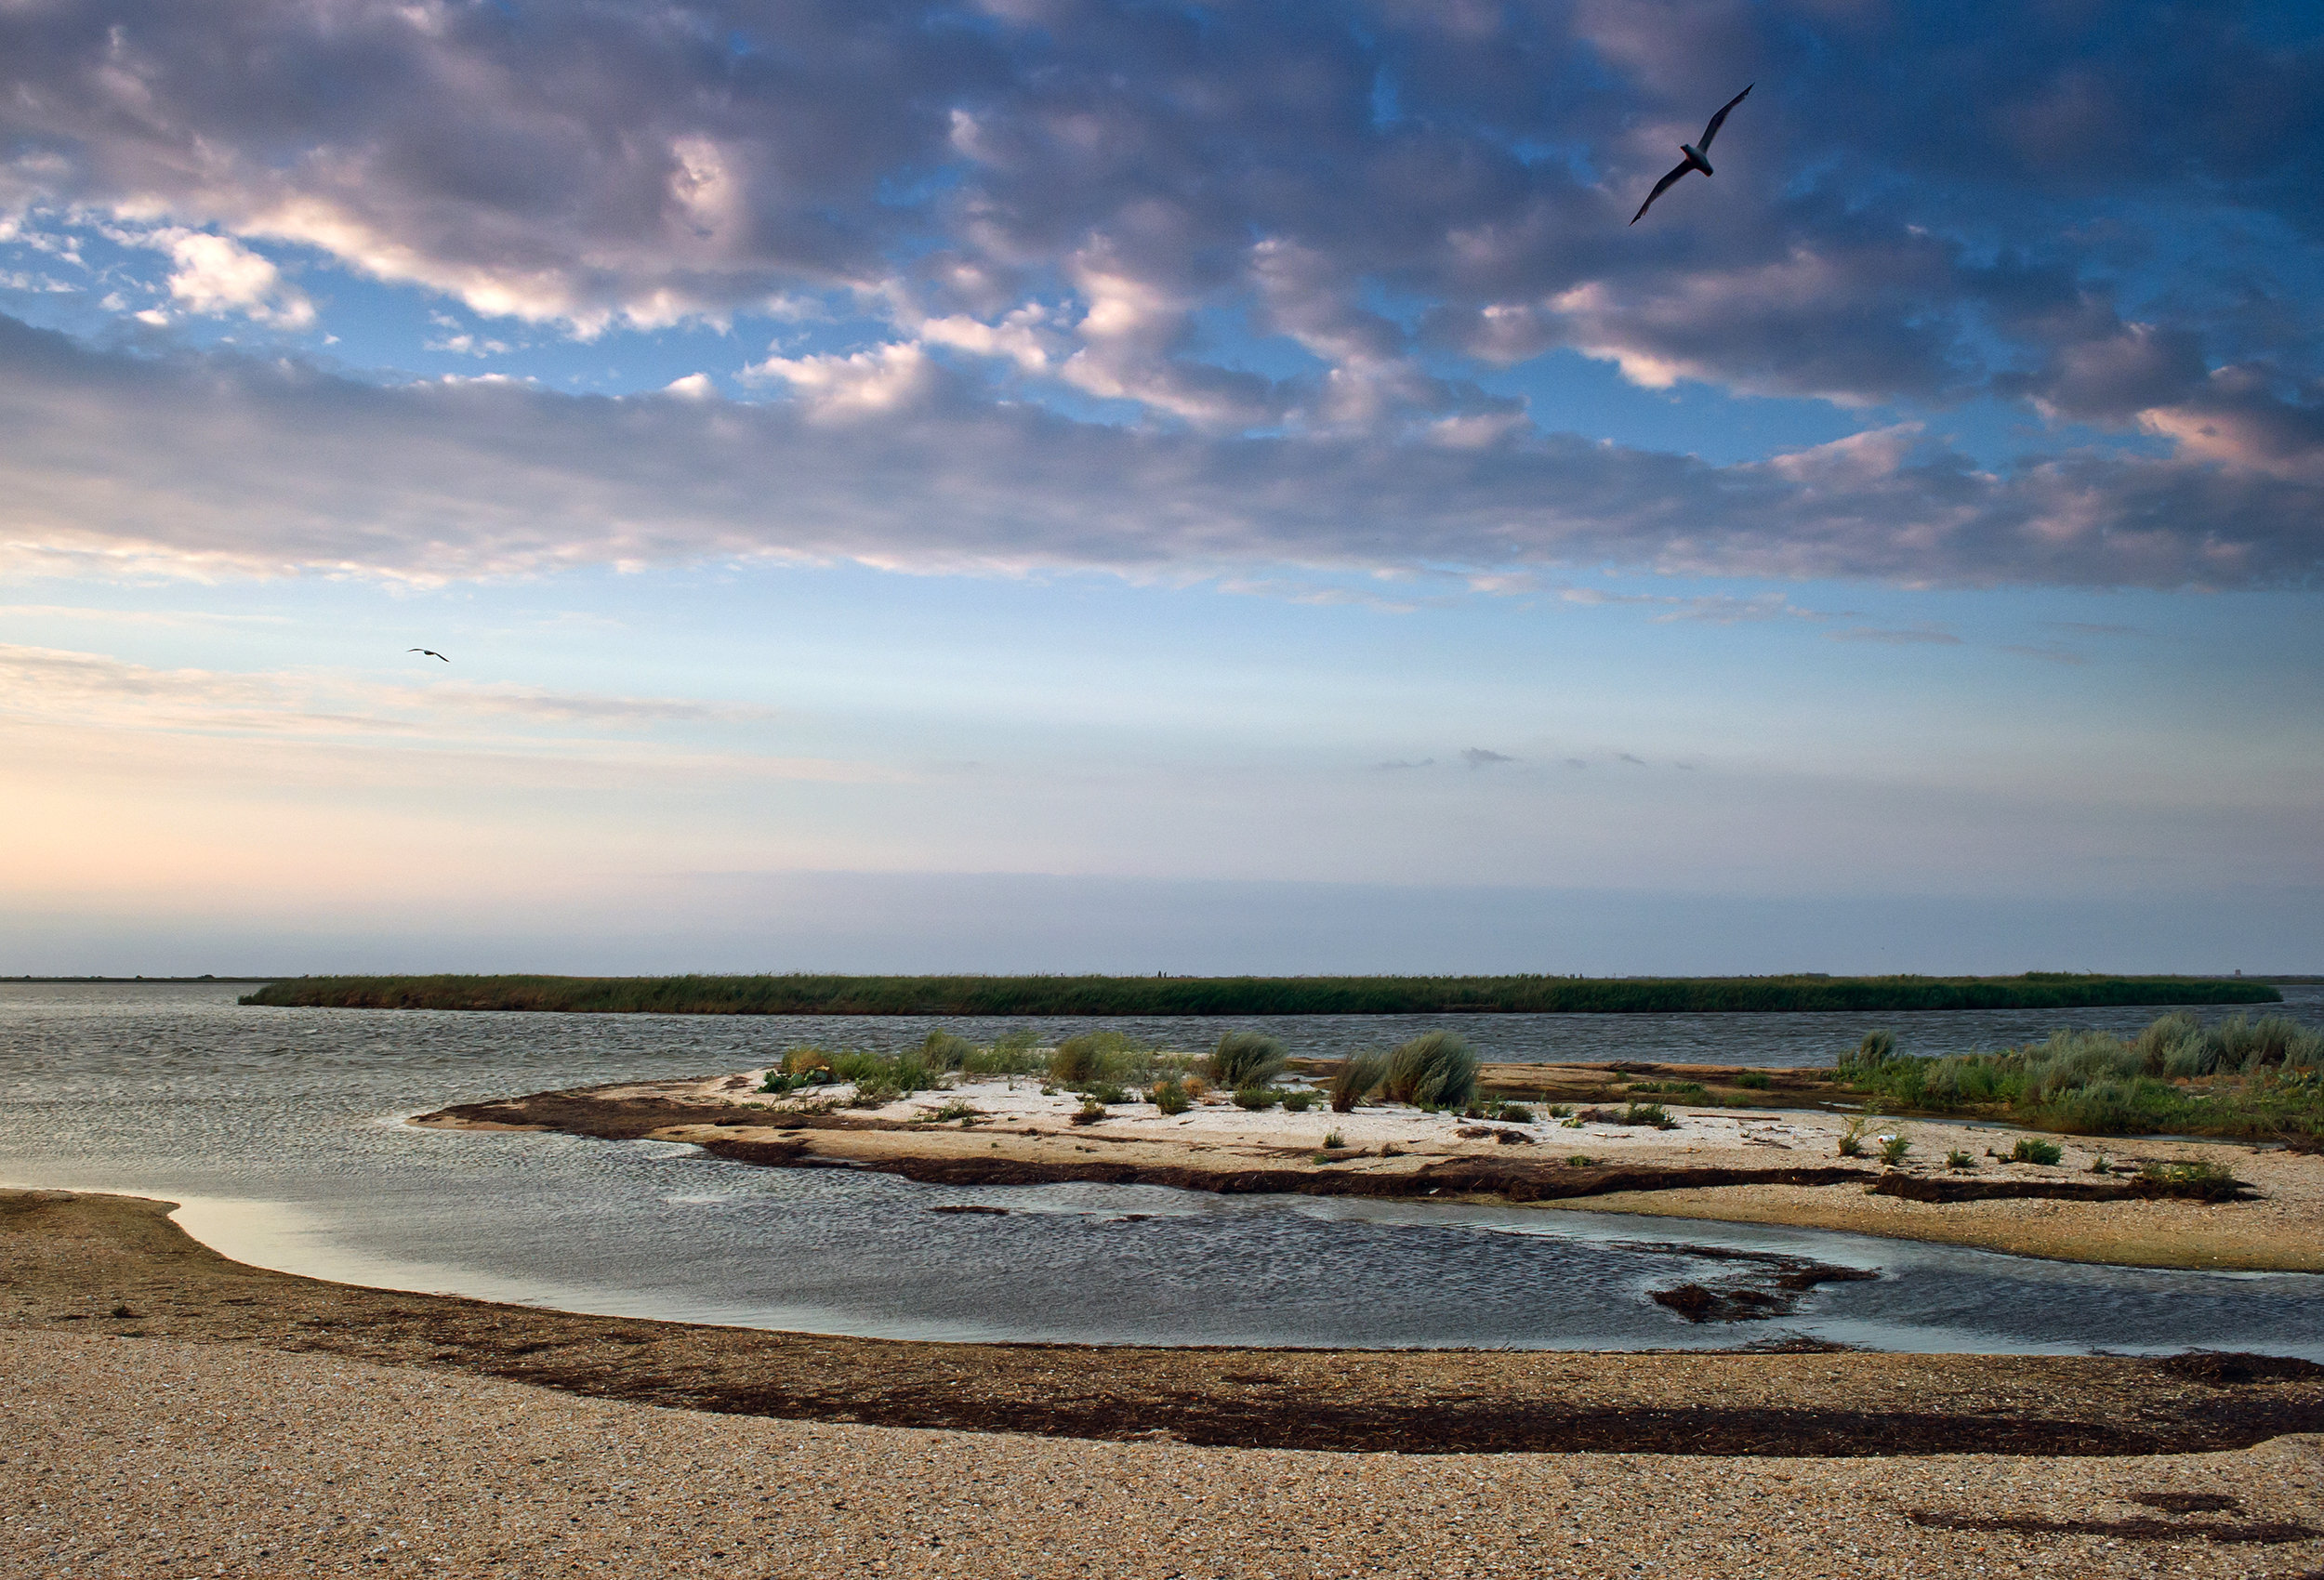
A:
[7, 1190, 2324, 1578]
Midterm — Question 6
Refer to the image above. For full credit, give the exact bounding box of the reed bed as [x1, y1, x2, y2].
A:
[239, 971, 2278, 1017]
[1839, 1013, 2324, 1141]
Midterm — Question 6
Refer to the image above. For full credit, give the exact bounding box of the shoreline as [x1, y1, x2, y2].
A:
[7, 1187, 2323, 1459]
[414, 1069, 2324, 1273]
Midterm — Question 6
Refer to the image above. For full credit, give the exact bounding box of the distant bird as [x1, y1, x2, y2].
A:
[409, 648, 450, 662]
[1631, 84, 1752, 225]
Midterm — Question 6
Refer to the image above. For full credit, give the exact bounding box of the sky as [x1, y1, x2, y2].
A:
[1, 0, 2319, 976]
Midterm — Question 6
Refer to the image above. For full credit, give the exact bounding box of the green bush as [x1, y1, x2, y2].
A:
[1208, 1031, 1289, 1089]
[1946, 1148, 1974, 1170]
[1878, 1134, 1911, 1165]
[1381, 1032, 1480, 1110]
[1280, 1089, 1318, 1113]
[1327, 1051, 1387, 1112]
[1496, 1103, 1535, 1124]
[2011, 1137, 2064, 1165]
[1734, 1071, 1774, 1090]
[931, 1099, 981, 1123]
[1084, 1082, 1131, 1106]
[1839, 1030, 1898, 1073]
[918, 1030, 980, 1070]
[1619, 1102, 1674, 1129]
[1071, 1095, 1107, 1126]
[1232, 1086, 1281, 1111]
[1321, 1129, 1345, 1151]
[1151, 1077, 1191, 1115]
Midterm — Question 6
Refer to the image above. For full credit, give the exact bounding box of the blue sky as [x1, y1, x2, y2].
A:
[1, 0, 2318, 974]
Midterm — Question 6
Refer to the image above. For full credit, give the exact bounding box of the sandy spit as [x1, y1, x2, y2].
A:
[420, 1070, 2324, 1271]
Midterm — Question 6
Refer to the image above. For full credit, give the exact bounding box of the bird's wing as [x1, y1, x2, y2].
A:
[430, 652, 449, 661]
[407, 647, 424, 652]
[1697, 84, 1752, 152]
[1631, 160, 1697, 224]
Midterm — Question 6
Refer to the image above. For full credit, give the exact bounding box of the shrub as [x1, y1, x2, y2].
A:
[781, 1047, 835, 1076]
[1734, 1071, 1773, 1090]
[1071, 1095, 1107, 1126]
[918, 1031, 979, 1071]
[1878, 1134, 1911, 1165]
[1280, 1089, 1318, 1113]
[1946, 1148, 1974, 1170]
[1084, 1082, 1131, 1106]
[1050, 1033, 1118, 1085]
[851, 1078, 902, 1108]
[1208, 1031, 1289, 1089]
[1327, 1051, 1388, 1112]
[931, 1099, 981, 1123]
[1497, 1103, 1535, 1124]
[1321, 1129, 1345, 1151]
[2011, 1137, 2064, 1165]
[1151, 1078, 1191, 1115]
[1381, 1032, 1480, 1110]
[1545, 1103, 1575, 1118]
[1567, 1154, 1597, 1166]
[1620, 1102, 1674, 1129]
[961, 1031, 1047, 1076]
[1232, 1086, 1281, 1111]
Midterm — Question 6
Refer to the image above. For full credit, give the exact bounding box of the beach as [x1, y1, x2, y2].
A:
[7, 1188, 2324, 1578]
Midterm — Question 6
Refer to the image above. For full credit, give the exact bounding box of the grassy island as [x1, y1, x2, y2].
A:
[240, 970, 2279, 1017]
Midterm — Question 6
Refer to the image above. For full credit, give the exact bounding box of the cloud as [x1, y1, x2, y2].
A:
[1829, 625, 1965, 647]
[1461, 747, 1515, 768]
[0, 315, 2317, 591]
[0, 0, 2314, 427]
[1617, 753, 1646, 766]
[1371, 757, 1434, 770]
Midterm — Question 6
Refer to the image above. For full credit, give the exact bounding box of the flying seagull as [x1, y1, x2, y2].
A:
[409, 648, 450, 662]
[1631, 84, 1752, 225]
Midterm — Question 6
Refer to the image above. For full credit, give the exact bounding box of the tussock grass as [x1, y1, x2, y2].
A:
[1838, 1012, 2324, 1141]
[1380, 1032, 1480, 1110]
[1327, 1051, 1387, 1113]
[1207, 1031, 1289, 1090]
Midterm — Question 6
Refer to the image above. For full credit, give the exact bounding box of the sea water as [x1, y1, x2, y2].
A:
[2, 981, 2318, 1354]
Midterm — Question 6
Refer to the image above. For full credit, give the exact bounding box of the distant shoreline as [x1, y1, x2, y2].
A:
[237, 970, 2284, 1017]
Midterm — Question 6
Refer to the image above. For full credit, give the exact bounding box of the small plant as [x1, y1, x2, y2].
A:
[931, 1099, 981, 1123]
[1878, 1134, 1911, 1165]
[1084, 1082, 1131, 1106]
[1567, 1154, 1597, 1166]
[1545, 1103, 1575, 1118]
[2133, 1159, 2244, 1201]
[1734, 1071, 1773, 1090]
[1321, 1129, 1345, 1151]
[1327, 1051, 1387, 1112]
[1208, 1031, 1290, 1089]
[1946, 1148, 1974, 1170]
[1620, 1101, 1674, 1129]
[1280, 1089, 1318, 1113]
[1837, 1114, 1875, 1158]
[1560, 1115, 1585, 1128]
[851, 1077, 902, 1108]
[1497, 1103, 1535, 1124]
[1232, 1086, 1281, 1111]
[1071, 1095, 1108, 1126]
[2089, 1154, 2113, 1175]
[2011, 1137, 2065, 1165]
[1151, 1077, 1191, 1115]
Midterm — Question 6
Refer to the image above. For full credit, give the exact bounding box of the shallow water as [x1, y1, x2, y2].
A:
[2, 981, 2318, 1355]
